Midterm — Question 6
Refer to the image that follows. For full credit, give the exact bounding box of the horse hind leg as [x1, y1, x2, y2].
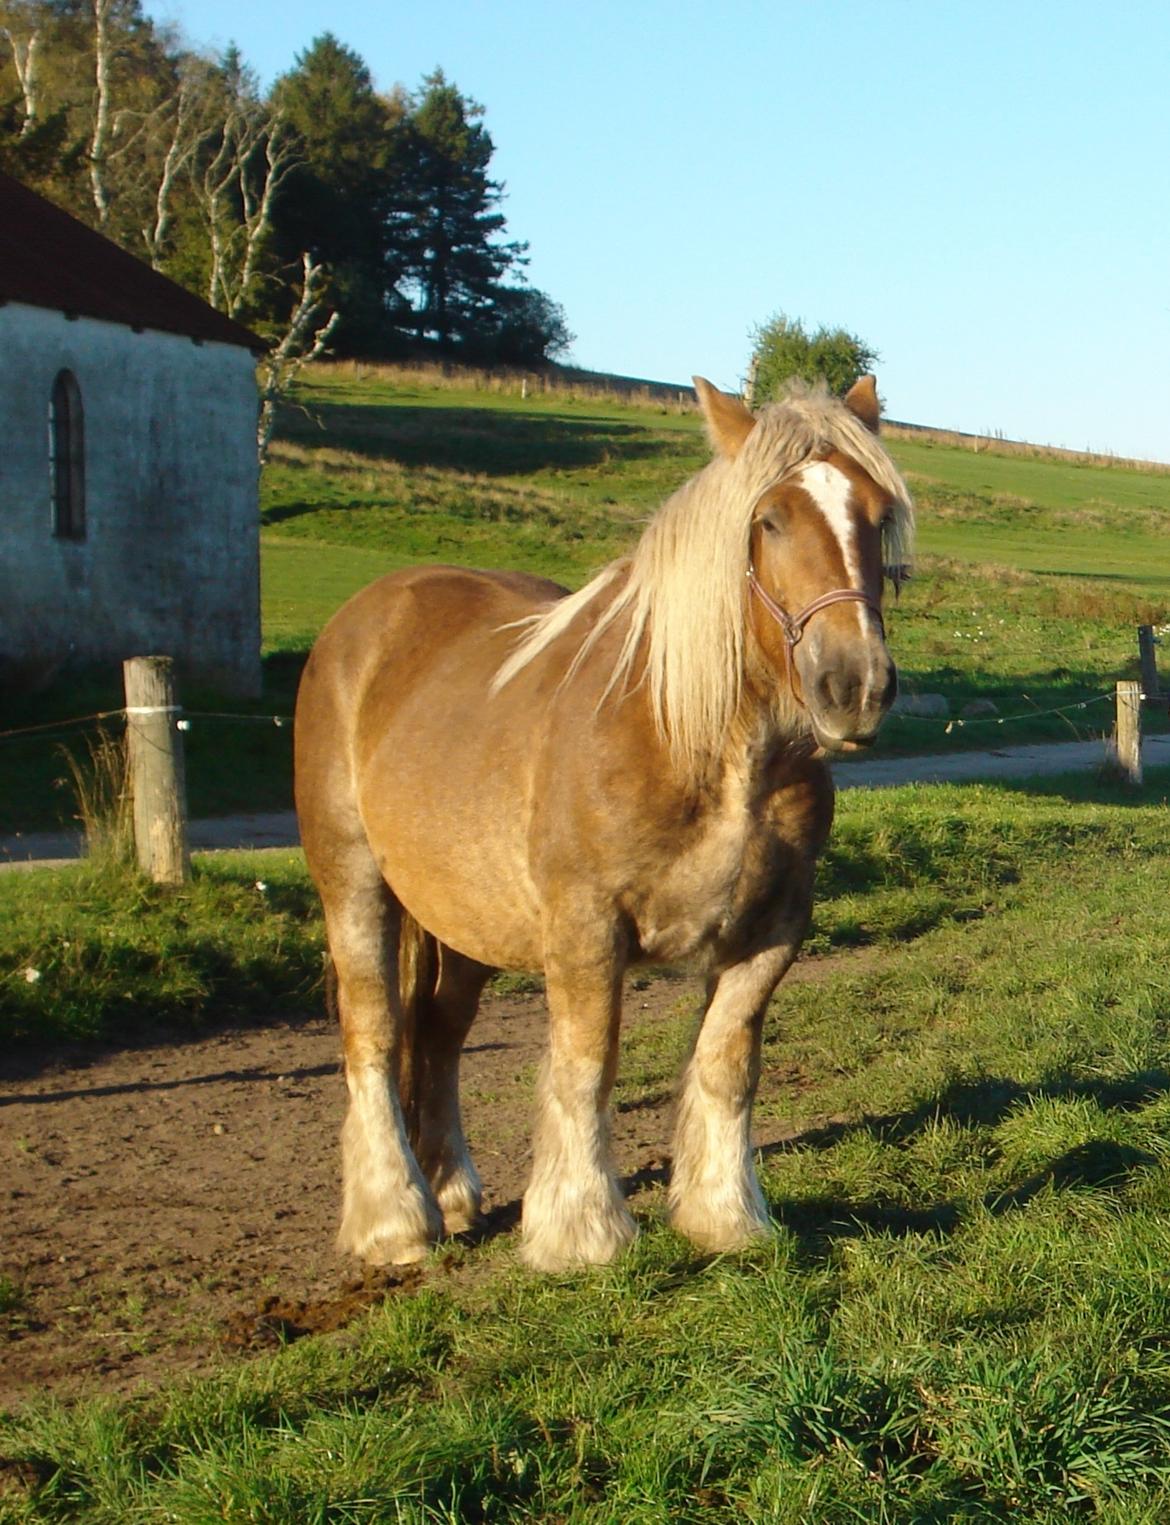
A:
[405, 940, 490, 1236]
[322, 846, 443, 1265]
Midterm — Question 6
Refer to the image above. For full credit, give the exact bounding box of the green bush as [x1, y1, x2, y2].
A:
[750, 310, 878, 400]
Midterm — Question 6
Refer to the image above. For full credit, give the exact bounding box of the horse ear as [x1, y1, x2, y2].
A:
[693, 376, 756, 458]
[843, 374, 881, 433]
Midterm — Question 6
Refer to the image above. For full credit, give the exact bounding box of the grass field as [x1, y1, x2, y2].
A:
[259, 364, 1170, 756]
[2, 360, 1167, 834]
[4, 769, 1170, 1519]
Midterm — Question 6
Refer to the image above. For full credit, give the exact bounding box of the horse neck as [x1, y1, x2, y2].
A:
[564, 541, 813, 797]
[721, 678, 815, 787]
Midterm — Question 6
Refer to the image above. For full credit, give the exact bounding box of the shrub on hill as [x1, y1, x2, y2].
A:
[750, 312, 878, 400]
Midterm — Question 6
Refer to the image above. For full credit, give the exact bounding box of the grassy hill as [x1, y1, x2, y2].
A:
[262, 363, 1170, 747]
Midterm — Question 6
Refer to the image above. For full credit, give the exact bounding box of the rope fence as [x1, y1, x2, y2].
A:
[0, 708, 293, 744]
[0, 690, 1152, 746]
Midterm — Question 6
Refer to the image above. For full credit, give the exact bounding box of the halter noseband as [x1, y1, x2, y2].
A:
[746, 565, 884, 709]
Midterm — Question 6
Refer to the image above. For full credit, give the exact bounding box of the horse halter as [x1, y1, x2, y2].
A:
[746, 564, 884, 710]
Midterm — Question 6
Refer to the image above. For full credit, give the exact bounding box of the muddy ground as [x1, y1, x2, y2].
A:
[1, 972, 822, 1411]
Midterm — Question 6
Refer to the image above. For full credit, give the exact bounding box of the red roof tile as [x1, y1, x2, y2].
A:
[0, 170, 264, 350]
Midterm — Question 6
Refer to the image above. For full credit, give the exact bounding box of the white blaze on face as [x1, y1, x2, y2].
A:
[797, 460, 868, 636]
[797, 460, 859, 583]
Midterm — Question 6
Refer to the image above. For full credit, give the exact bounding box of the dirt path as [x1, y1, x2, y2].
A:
[0, 969, 826, 1410]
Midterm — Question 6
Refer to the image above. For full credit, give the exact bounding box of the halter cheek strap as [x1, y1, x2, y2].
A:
[746, 565, 884, 709]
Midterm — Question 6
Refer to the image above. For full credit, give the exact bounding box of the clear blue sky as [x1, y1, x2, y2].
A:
[143, 0, 1170, 462]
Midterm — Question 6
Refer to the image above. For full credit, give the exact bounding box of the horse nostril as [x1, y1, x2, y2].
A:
[815, 667, 859, 713]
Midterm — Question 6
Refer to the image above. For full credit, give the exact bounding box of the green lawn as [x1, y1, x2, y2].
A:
[5, 771, 1170, 1519]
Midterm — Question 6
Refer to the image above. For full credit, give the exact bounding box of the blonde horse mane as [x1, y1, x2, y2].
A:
[493, 379, 915, 784]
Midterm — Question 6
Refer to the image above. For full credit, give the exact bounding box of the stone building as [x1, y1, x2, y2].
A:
[0, 171, 263, 696]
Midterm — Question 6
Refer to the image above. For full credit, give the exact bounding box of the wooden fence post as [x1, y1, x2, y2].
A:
[1114, 679, 1143, 786]
[123, 655, 190, 884]
[742, 354, 759, 409]
[1137, 625, 1160, 704]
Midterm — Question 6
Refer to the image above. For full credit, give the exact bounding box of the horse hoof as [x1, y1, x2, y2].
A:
[519, 1207, 637, 1271]
[337, 1222, 435, 1265]
[441, 1208, 479, 1236]
[435, 1174, 482, 1237]
[362, 1236, 432, 1267]
[336, 1203, 441, 1266]
[671, 1209, 773, 1255]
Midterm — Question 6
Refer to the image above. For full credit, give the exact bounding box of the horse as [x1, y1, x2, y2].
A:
[294, 374, 914, 1271]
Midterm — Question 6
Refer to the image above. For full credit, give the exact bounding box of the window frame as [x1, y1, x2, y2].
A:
[49, 368, 86, 540]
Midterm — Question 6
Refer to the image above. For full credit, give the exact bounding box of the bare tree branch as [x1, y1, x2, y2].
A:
[190, 99, 302, 319]
[257, 252, 339, 462]
[138, 63, 218, 269]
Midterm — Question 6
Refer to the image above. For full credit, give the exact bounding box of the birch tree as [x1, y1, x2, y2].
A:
[256, 251, 339, 461]
[87, 0, 113, 221]
[185, 59, 338, 456]
[139, 59, 206, 268]
[1, 8, 41, 135]
[0, 0, 70, 180]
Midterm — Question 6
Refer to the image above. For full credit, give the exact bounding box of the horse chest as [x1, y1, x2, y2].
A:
[630, 809, 777, 962]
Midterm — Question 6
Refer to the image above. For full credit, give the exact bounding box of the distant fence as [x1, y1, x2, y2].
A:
[1, 629, 1165, 879]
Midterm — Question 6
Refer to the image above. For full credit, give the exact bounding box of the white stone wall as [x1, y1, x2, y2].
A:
[0, 301, 260, 695]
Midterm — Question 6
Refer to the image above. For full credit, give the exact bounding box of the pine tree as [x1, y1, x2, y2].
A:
[390, 69, 526, 350]
[270, 33, 399, 350]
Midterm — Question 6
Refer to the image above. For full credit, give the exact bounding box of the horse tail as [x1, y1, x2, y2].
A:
[395, 909, 438, 1150]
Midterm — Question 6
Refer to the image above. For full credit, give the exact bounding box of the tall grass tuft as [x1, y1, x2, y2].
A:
[56, 724, 133, 870]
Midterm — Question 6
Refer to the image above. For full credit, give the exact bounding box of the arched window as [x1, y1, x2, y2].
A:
[49, 369, 85, 539]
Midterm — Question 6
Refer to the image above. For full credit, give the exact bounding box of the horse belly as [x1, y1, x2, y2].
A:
[358, 711, 546, 973]
[376, 835, 544, 971]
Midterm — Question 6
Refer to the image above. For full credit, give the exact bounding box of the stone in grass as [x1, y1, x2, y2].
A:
[960, 698, 1000, 719]
[891, 692, 950, 718]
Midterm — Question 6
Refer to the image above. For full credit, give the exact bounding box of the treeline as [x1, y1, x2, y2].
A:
[0, 1, 572, 367]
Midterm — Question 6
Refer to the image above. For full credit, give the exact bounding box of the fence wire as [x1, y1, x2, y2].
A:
[1, 687, 1154, 746]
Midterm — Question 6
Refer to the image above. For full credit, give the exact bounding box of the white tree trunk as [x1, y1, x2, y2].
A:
[88, 0, 114, 224]
[2, 24, 41, 136]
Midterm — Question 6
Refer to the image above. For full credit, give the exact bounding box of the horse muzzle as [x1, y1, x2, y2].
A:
[798, 636, 897, 753]
[746, 567, 896, 751]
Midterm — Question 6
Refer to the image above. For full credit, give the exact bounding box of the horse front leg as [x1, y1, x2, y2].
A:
[669, 940, 799, 1253]
[521, 917, 635, 1270]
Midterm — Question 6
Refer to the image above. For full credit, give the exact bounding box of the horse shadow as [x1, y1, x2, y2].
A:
[464, 1067, 1169, 1258]
[762, 1068, 1168, 1257]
